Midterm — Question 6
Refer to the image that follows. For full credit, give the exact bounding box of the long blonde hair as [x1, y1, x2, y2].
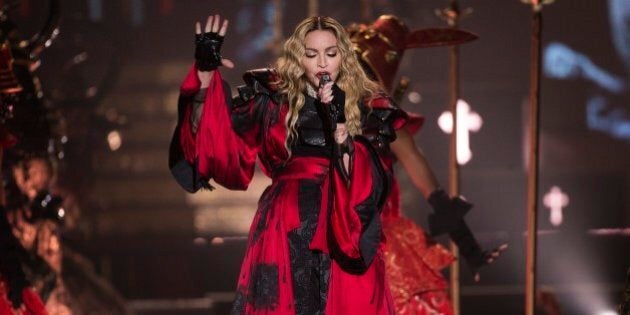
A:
[276, 16, 381, 155]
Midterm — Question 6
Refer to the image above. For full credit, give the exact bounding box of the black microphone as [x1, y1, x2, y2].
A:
[315, 73, 337, 134]
[319, 73, 332, 93]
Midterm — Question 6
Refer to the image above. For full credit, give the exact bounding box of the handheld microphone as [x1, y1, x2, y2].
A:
[319, 74, 332, 90]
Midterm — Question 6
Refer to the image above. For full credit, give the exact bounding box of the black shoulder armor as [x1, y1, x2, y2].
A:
[361, 95, 408, 153]
[236, 68, 282, 104]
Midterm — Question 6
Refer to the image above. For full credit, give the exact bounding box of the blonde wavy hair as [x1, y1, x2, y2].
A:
[276, 16, 381, 155]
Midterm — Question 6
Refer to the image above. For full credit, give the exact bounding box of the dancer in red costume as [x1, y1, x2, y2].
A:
[349, 15, 507, 314]
[169, 14, 407, 314]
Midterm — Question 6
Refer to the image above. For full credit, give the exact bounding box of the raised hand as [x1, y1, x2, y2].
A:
[194, 14, 234, 72]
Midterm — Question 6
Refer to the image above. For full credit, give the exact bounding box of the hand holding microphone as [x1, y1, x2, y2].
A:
[318, 73, 334, 103]
[318, 74, 351, 179]
[317, 74, 346, 133]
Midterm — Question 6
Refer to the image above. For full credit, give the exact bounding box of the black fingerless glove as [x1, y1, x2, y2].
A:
[427, 189, 471, 236]
[315, 83, 351, 181]
[427, 189, 489, 275]
[195, 31, 224, 71]
[449, 221, 487, 275]
[328, 84, 346, 129]
[316, 84, 346, 132]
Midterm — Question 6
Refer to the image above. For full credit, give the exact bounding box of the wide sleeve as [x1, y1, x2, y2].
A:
[362, 95, 425, 152]
[169, 66, 262, 193]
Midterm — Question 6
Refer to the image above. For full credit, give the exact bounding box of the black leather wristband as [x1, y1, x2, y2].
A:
[195, 32, 224, 71]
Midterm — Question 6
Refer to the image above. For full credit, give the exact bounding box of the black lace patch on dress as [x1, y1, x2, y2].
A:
[230, 286, 247, 315]
[251, 184, 283, 244]
[288, 180, 331, 315]
[247, 263, 280, 311]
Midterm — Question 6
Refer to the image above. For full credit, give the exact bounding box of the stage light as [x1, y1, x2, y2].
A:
[438, 99, 482, 164]
[193, 237, 207, 246]
[543, 42, 624, 93]
[586, 96, 630, 140]
[407, 91, 422, 104]
[107, 130, 122, 151]
[588, 228, 630, 236]
[210, 237, 224, 245]
[72, 52, 88, 64]
[542, 186, 569, 226]
[86, 86, 98, 98]
[597, 310, 618, 315]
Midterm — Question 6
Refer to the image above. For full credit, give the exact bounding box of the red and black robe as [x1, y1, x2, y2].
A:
[169, 67, 410, 315]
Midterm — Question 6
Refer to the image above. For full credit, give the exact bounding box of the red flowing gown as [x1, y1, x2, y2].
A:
[169, 67, 411, 315]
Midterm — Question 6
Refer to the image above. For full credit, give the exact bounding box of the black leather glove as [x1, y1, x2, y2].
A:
[328, 84, 348, 180]
[427, 189, 471, 236]
[317, 76, 346, 132]
[427, 189, 489, 276]
[449, 221, 488, 276]
[328, 84, 346, 129]
[315, 80, 350, 181]
[195, 30, 224, 71]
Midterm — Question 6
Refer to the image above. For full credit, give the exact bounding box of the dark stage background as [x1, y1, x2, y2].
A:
[14, 0, 629, 314]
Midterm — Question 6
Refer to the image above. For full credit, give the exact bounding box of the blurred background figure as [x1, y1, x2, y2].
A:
[0, 1, 129, 314]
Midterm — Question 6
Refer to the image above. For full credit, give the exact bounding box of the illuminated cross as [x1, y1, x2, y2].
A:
[543, 186, 569, 227]
[438, 99, 483, 165]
